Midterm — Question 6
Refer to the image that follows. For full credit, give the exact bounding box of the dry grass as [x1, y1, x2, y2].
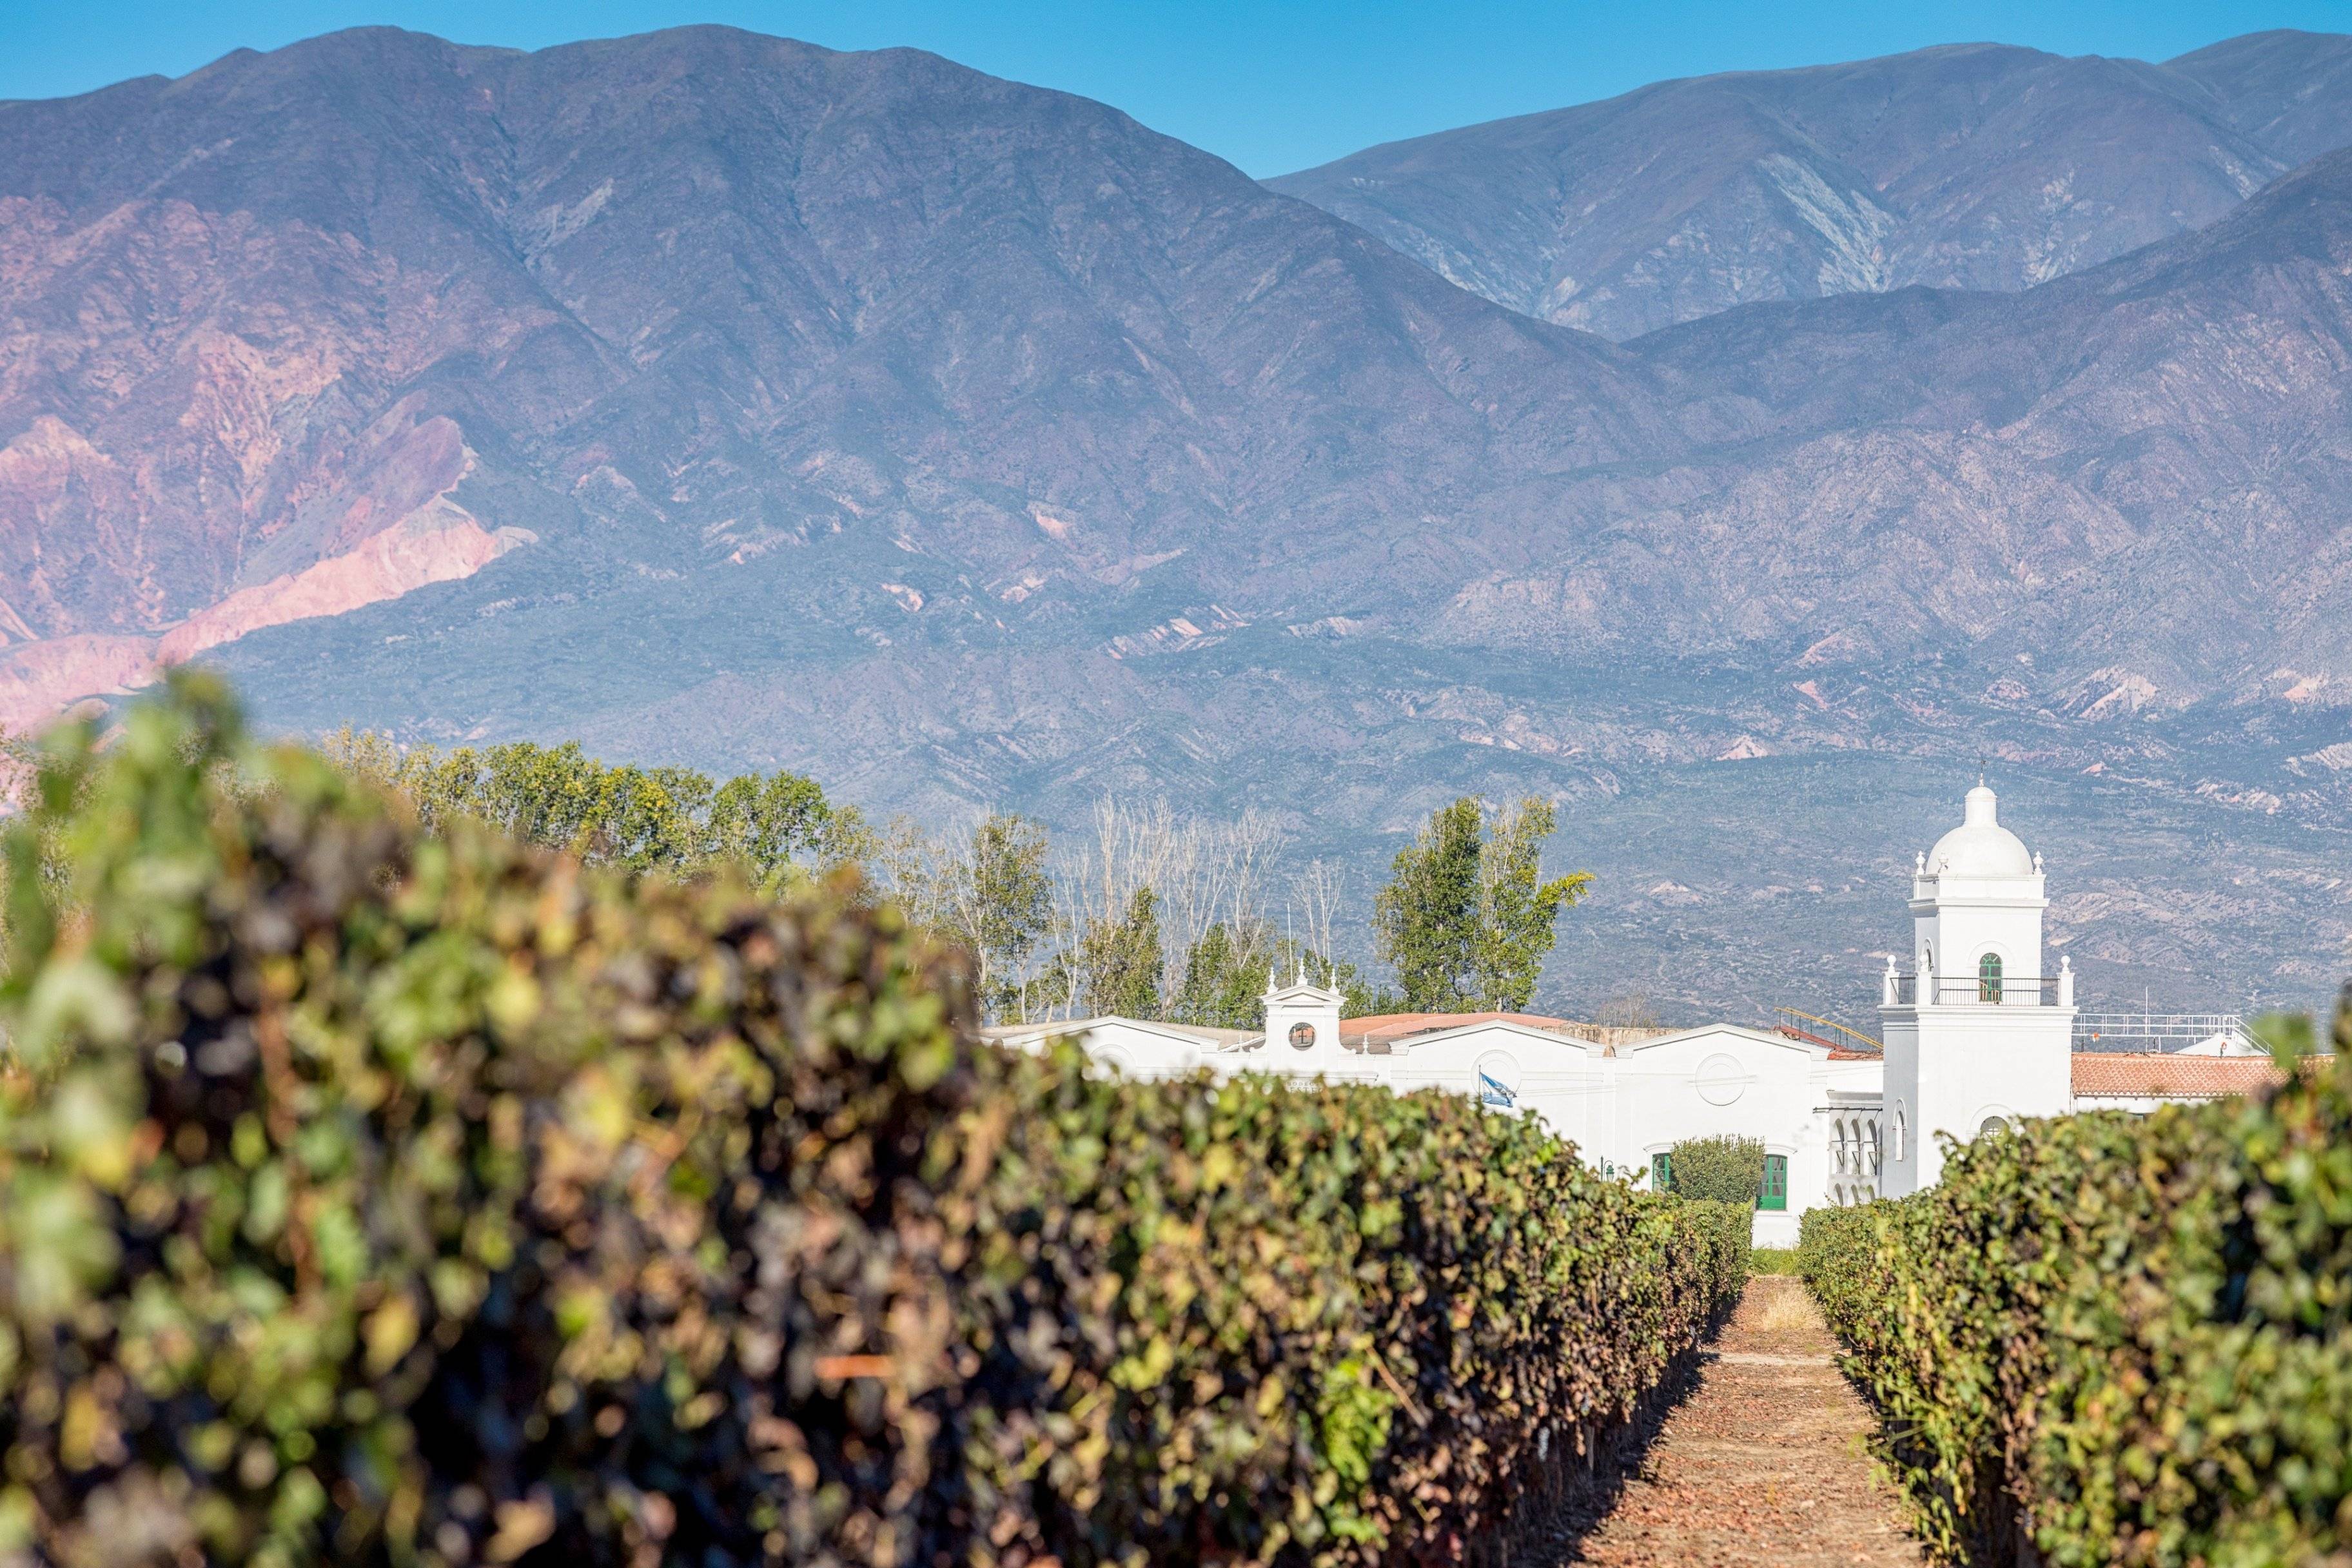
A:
[1752, 1279, 1820, 1335]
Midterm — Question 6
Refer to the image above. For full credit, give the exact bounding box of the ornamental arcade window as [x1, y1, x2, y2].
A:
[1978, 952, 2003, 1002]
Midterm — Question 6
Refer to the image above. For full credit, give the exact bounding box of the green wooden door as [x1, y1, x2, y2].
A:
[1651, 1152, 1672, 1192]
[1758, 1153, 1788, 1211]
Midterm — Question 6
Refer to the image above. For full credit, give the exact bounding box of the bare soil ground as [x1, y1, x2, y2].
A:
[1536, 1274, 1924, 1566]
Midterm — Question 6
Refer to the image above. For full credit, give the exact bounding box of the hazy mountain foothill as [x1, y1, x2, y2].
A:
[3, 25, 2349, 1020]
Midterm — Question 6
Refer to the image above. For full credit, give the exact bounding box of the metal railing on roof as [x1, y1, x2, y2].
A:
[2072, 1013, 2251, 1054]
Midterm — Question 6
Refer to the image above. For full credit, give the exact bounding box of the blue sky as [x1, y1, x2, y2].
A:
[6, 0, 2348, 174]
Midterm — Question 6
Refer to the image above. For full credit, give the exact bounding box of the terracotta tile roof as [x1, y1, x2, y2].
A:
[1825, 1048, 1882, 1061]
[2070, 1052, 2287, 1099]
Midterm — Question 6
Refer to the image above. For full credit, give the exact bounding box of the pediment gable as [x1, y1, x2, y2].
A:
[1381, 1019, 1598, 1057]
[1613, 1023, 1830, 1060]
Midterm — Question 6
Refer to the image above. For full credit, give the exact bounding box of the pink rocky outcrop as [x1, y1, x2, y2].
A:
[156, 511, 533, 665]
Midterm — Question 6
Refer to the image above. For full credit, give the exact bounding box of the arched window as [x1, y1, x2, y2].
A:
[1977, 952, 2004, 1003]
[1894, 1103, 1908, 1163]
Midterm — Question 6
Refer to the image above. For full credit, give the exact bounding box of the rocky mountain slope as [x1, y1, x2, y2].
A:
[1270, 32, 2352, 340]
[0, 25, 1694, 710]
[4, 26, 2349, 1015]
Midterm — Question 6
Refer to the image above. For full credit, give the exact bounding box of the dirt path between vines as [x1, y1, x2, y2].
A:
[1550, 1274, 1923, 1566]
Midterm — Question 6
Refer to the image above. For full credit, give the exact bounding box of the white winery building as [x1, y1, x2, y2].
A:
[988, 783, 2283, 1244]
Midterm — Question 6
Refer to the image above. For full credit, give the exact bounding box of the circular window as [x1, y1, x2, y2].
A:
[1694, 1052, 1747, 1106]
[1288, 1020, 1316, 1050]
[1978, 1113, 2012, 1137]
[1475, 1050, 1522, 1110]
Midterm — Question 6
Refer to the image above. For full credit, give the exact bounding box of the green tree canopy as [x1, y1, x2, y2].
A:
[1665, 1135, 1767, 1204]
[1070, 885, 1165, 1019]
[1372, 796, 1590, 1012]
[943, 812, 1055, 1023]
[1168, 920, 1256, 1029]
[1165, 920, 1393, 1029]
[319, 729, 861, 890]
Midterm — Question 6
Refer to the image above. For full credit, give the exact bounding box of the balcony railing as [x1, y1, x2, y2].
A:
[1884, 972, 2064, 1007]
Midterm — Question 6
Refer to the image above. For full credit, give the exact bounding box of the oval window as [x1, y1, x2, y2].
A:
[1694, 1052, 1747, 1106]
[1288, 1020, 1316, 1050]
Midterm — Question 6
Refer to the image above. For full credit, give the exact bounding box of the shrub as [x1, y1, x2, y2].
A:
[1800, 999, 2352, 1567]
[1665, 1134, 1764, 1204]
[0, 676, 1749, 1567]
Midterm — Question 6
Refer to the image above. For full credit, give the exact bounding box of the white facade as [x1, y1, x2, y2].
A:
[995, 782, 2267, 1237]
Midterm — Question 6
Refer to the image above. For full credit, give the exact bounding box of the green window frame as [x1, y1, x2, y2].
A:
[1978, 952, 2003, 1002]
[1651, 1152, 1672, 1192]
[1758, 1153, 1788, 1211]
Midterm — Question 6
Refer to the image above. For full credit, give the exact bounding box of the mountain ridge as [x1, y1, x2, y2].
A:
[1270, 32, 2352, 340]
[1, 26, 2348, 1014]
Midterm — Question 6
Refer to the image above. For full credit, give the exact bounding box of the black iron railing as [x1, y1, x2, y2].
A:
[1887, 974, 2060, 1006]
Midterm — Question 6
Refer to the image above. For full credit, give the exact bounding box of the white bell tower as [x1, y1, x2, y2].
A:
[1879, 781, 2076, 1194]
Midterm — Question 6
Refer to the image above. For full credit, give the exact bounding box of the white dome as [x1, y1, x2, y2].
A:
[1925, 783, 2035, 877]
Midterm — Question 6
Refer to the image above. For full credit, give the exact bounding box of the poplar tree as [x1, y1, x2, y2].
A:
[1168, 922, 1390, 1027]
[1169, 921, 1257, 1028]
[1477, 798, 1592, 1011]
[953, 812, 1056, 1023]
[1373, 796, 1589, 1012]
[1076, 886, 1164, 1019]
[1373, 800, 1485, 1010]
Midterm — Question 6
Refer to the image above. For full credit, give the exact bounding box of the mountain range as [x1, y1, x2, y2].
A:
[1272, 32, 2352, 338]
[3, 26, 2349, 1021]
